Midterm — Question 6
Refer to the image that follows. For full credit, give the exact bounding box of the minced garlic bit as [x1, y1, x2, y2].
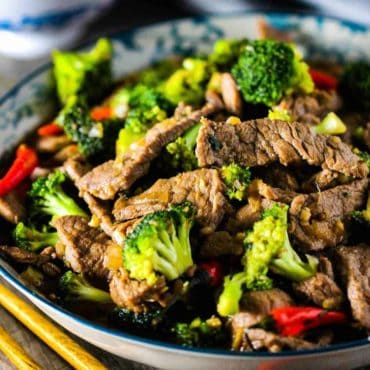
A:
[226, 116, 241, 125]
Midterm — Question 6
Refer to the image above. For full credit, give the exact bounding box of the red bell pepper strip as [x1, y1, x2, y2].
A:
[37, 122, 64, 136]
[198, 260, 224, 287]
[271, 306, 347, 337]
[90, 106, 113, 121]
[309, 69, 338, 90]
[0, 144, 39, 197]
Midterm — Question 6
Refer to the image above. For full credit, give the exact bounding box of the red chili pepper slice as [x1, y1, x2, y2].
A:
[90, 106, 113, 121]
[37, 122, 64, 136]
[271, 306, 347, 337]
[309, 69, 338, 90]
[0, 144, 39, 197]
[198, 260, 224, 287]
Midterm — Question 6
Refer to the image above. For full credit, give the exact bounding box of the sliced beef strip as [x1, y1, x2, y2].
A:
[0, 191, 26, 224]
[64, 158, 115, 237]
[35, 134, 71, 153]
[221, 73, 242, 116]
[292, 272, 344, 310]
[54, 216, 115, 280]
[232, 289, 294, 333]
[79, 102, 221, 200]
[0, 246, 61, 277]
[236, 328, 317, 352]
[335, 245, 370, 330]
[301, 169, 339, 192]
[278, 89, 342, 126]
[200, 231, 244, 257]
[113, 169, 231, 232]
[109, 268, 170, 313]
[196, 118, 368, 179]
[289, 179, 368, 251]
[257, 164, 300, 192]
[227, 179, 296, 232]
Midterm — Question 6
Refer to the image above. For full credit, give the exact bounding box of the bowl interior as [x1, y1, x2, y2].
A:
[0, 12, 369, 360]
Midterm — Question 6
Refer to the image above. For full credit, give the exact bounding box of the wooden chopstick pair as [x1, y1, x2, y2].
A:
[0, 282, 107, 370]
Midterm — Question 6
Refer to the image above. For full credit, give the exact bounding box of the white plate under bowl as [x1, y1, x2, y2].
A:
[0, 12, 370, 370]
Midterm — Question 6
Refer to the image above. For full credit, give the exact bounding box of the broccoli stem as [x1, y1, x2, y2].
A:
[217, 272, 245, 317]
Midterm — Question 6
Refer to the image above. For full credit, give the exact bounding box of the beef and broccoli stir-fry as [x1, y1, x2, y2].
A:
[0, 28, 369, 353]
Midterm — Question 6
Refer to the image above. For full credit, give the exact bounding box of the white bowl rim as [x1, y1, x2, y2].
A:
[0, 10, 369, 358]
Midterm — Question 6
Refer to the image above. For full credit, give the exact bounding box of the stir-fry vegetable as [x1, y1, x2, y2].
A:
[271, 306, 347, 336]
[0, 145, 38, 197]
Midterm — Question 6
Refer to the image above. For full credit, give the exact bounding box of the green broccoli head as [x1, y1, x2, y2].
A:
[135, 59, 180, 87]
[56, 95, 121, 161]
[123, 202, 195, 285]
[209, 38, 249, 69]
[352, 191, 370, 226]
[268, 106, 293, 122]
[232, 39, 313, 107]
[172, 316, 224, 347]
[244, 204, 318, 287]
[314, 112, 347, 135]
[340, 61, 370, 111]
[59, 271, 112, 303]
[354, 149, 370, 171]
[13, 222, 58, 253]
[216, 272, 245, 317]
[165, 122, 201, 172]
[125, 84, 172, 134]
[115, 85, 173, 158]
[217, 204, 318, 317]
[220, 163, 251, 201]
[29, 170, 88, 221]
[162, 58, 213, 106]
[53, 38, 113, 104]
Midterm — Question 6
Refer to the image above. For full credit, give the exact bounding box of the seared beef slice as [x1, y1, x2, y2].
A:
[113, 169, 230, 231]
[196, 118, 368, 178]
[79, 103, 220, 200]
[54, 216, 114, 279]
[335, 245, 370, 330]
[289, 179, 368, 251]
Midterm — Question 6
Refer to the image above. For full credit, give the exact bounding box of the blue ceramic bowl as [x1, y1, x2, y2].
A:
[0, 12, 369, 370]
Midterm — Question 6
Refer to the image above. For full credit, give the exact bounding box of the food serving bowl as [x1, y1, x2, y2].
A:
[0, 12, 369, 370]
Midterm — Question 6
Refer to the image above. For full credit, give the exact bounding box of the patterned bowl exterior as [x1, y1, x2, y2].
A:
[0, 13, 369, 370]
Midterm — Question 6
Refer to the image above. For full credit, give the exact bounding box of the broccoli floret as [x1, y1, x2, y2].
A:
[59, 271, 112, 303]
[217, 204, 318, 317]
[162, 58, 213, 106]
[56, 96, 121, 161]
[352, 191, 370, 226]
[110, 307, 164, 333]
[268, 106, 292, 122]
[314, 112, 347, 135]
[216, 272, 245, 317]
[209, 38, 249, 69]
[232, 40, 313, 107]
[171, 316, 225, 347]
[244, 204, 318, 287]
[29, 170, 88, 221]
[136, 59, 180, 87]
[13, 222, 58, 252]
[53, 38, 113, 104]
[123, 202, 195, 285]
[340, 61, 370, 111]
[220, 163, 252, 201]
[165, 122, 201, 172]
[115, 85, 173, 158]
[354, 149, 370, 171]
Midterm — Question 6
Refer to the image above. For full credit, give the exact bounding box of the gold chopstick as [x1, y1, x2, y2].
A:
[0, 325, 43, 370]
[0, 282, 107, 370]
